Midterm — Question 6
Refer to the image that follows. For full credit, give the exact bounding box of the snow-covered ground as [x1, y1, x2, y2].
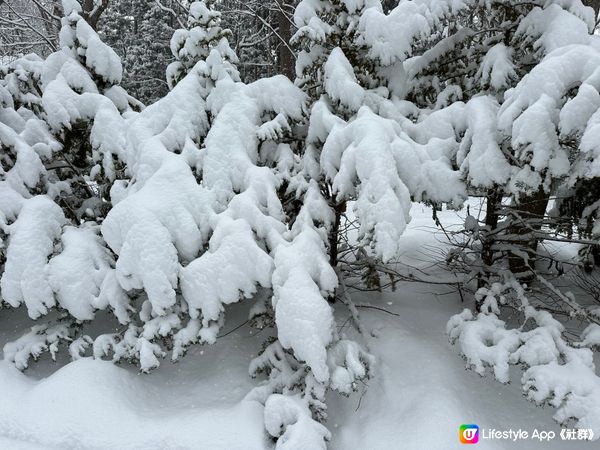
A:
[0, 203, 593, 449]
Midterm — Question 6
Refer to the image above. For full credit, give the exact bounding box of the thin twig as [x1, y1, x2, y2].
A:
[355, 304, 401, 317]
[217, 320, 249, 338]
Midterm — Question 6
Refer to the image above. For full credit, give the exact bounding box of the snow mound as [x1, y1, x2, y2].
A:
[0, 358, 267, 450]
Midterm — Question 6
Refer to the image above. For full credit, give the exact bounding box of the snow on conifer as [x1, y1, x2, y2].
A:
[166, 1, 239, 90]
[448, 276, 600, 435]
[419, 0, 600, 438]
[1, 0, 137, 365]
[330, 0, 600, 438]
[2, 0, 600, 445]
[499, 43, 600, 192]
[295, 0, 466, 265]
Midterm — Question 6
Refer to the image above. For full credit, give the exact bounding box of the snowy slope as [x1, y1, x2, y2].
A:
[328, 288, 586, 450]
[328, 203, 589, 450]
[0, 301, 270, 450]
[0, 203, 592, 450]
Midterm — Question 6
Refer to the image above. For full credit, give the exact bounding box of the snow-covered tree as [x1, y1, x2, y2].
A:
[49, 0, 142, 216]
[1, 0, 138, 366]
[380, 0, 600, 437]
[349, 0, 599, 279]
[324, 0, 600, 437]
[3, 0, 600, 444]
[291, 0, 464, 279]
[99, 3, 379, 446]
[293, 0, 381, 99]
[1, 2, 374, 446]
[166, 1, 238, 90]
[1, 53, 59, 283]
[376, 0, 600, 280]
[241, 2, 465, 443]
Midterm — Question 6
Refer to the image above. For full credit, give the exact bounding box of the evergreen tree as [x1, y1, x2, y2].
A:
[2, 0, 600, 444]
[376, 0, 600, 433]
[376, 0, 599, 281]
[289, 0, 600, 435]
[166, 0, 238, 90]
[291, 0, 462, 281]
[1, 0, 138, 365]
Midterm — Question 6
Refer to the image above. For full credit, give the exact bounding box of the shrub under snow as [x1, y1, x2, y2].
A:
[448, 276, 600, 435]
[2, 0, 600, 446]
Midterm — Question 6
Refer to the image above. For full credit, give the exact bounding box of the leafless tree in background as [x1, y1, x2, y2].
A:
[221, 0, 296, 81]
[80, 0, 109, 30]
[0, 0, 62, 60]
[0, 0, 115, 62]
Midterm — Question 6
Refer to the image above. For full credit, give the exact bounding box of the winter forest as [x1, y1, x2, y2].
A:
[1, 0, 600, 448]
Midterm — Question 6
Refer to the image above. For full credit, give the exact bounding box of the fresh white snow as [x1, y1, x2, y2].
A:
[2, 0, 600, 448]
[0, 204, 592, 450]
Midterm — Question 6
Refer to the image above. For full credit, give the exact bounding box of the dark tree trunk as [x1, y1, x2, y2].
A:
[474, 189, 503, 311]
[81, 0, 110, 30]
[328, 201, 346, 268]
[276, 0, 295, 80]
[477, 189, 502, 287]
[327, 200, 346, 303]
[507, 187, 550, 280]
